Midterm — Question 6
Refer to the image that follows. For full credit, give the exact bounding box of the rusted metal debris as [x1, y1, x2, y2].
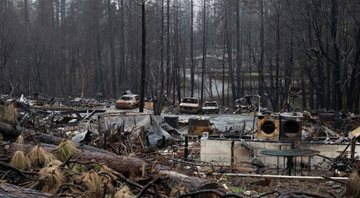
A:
[253, 110, 359, 142]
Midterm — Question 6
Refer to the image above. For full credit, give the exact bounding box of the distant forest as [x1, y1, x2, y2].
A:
[0, 0, 359, 113]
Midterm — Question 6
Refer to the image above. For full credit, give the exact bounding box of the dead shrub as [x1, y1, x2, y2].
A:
[28, 145, 56, 168]
[0, 104, 18, 125]
[114, 185, 134, 198]
[52, 140, 78, 161]
[10, 151, 30, 170]
[81, 170, 103, 197]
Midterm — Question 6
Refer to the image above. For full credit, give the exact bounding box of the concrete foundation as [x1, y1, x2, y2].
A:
[201, 138, 360, 170]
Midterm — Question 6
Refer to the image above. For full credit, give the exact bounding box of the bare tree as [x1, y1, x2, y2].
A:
[107, 0, 117, 98]
[235, 0, 242, 99]
[200, 0, 207, 104]
[139, 0, 146, 112]
[190, 0, 194, 97]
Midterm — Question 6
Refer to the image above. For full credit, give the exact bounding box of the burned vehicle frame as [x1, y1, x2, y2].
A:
[179, 97, 201, 114]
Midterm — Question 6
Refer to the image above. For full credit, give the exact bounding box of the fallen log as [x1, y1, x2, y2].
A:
[177, 189, 245, 198]
[157, 170, 224, 197]
[1, 141, 227, 196]
[0, 183, 52, 198]
[0, 122, 15, 138]
[0, 141, 145, 177]
[76, 152, 145, 177]
[0, 140, 232, 197]
[15, 126, 63, 145]
[27, 132, 110, 155]
[0, 124, 112, 155]
[0, 122, 53, 142]
[158, 170, 208, 191]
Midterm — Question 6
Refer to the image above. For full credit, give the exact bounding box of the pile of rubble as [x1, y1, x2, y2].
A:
[0, 94, 359, 197]
[302, 110, 360, 142]
[0, 95, 236, 197]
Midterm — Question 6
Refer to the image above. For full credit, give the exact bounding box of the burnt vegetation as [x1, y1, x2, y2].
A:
[1, 0, 360, 197]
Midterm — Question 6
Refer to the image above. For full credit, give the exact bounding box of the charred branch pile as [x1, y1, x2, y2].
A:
[0, 138, 228, 197]
[0, 96, 233, 197]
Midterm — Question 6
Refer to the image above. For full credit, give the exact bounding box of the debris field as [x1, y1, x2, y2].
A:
[0, 95, 359, 198]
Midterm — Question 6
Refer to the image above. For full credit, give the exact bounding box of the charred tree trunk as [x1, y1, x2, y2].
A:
[174, 1, 181, 104]
[275, 0, 280, 111]
[222, 29, 226, 107]
[330, 0, 342, 111]
[139, 0, 146, 112]
[190, 0, 195, 97]
[301, 68, 307, 110]
[283, 9, 295, 111]
[258, 0, 265, 99]
[166, 0, 171, 97]
[235, 0, 242, 99]
[155, 0, 165, 115]
[225, 0, 235, 107]
[107, 0, 117, 98]
[347, 26, 360, 113]
[96, 19, 104, 95]
[55, 0, 60, 27]
[248, 21, 252, 94]
[24, 0, 30, 34]
[60, 0, 65, 25]
[200, 0, 207, 105]
[119, 0, 126, 92]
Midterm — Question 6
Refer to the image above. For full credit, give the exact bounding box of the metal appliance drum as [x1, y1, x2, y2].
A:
[256, 114, 279, 140]
[279, 113, 303, 140]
